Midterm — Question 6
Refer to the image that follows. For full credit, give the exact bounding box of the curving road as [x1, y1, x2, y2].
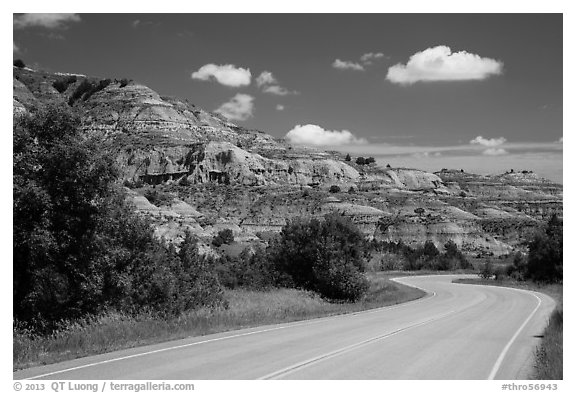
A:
[14, 275, 556, 380]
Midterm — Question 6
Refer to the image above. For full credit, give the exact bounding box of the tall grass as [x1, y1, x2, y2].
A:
[14, 273, 424, 370]
[533, 305, 563, 380]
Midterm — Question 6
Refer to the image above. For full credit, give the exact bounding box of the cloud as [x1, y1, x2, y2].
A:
[14, 13, 81, 29]
[482, 148, 508, 156]
[214, 94, 254, 121]
[285, 124, 367, 146]
[262, 85, 295, 96]
[360, 52, 386, 64]
[557, 137, 563, 143]
[332, 59, 365, 71]
[276, 104, 285, 111]
[470, 135, 507, 147]
[255, 71, 297, 95]
[256, 71, 277, 87]
[386, 45, 503, 85]
[13, 42, 19, 53]
[191, 64, 251, 87]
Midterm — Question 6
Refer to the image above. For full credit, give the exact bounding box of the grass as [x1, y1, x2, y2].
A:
[454, 277, 562, 380]
[13, 272, 424, 371]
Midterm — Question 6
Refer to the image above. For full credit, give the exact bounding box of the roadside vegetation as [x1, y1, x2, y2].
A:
[13, 272, 423, 370]
[13, 104, 424, 370]
[455, 215, 563, 380]
[366, 238, 474, 272]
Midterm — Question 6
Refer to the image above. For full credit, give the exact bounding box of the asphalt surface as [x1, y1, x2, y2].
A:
[14, 275, 556, 380]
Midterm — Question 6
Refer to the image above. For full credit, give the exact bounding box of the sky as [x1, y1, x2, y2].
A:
[12, 13, 563, 182]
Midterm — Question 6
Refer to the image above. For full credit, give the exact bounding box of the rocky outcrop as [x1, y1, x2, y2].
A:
[13, 66, 562, 256]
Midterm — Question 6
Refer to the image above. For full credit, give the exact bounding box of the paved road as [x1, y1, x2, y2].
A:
[14, 275, 556, 380]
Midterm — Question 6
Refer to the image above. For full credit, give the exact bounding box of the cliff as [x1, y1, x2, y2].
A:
[13, 66, 562, 256]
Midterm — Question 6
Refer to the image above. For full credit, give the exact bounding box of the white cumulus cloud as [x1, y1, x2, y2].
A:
[256, 71, 277, 87]
[14, 13, 81, 29]
[276, 104, 285, 111]
[285, 124, 367, 146]
[192, 64, 251, 87]
[482, 148, 508, 156]
[214, 94, 254, 121]
[332, 59, 365, 71]
[470, 135, 507, 147]
[13, 42, 19, 53]
[386, 45, 503, 85]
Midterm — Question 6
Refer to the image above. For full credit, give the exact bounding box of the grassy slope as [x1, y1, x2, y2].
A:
[454, 277, 562, 380]
[13, 272, 424, 371]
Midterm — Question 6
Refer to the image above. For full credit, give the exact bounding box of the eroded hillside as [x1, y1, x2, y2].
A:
[13, 66, 562, 257]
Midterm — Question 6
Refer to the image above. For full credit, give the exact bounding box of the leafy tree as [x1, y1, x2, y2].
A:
[14, 59, 26, 68]
[355, 157, 366, 165]
[365, 157, 376, 164]
[13, 105, 227, 330]
[526, 215, 562, 282]
[269, 213, 369, 301]
[212, 228, 234, 247]
[345, 154, 351, 162]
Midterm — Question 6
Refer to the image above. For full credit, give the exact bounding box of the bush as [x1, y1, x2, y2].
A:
[52, 76, 77, 93]
[479, 260, 494, 279]
[526, 215, 562, 283]
[365, 157, 376, 164]
[269, 213, 369, 301]
[345, 154, 351, 162]
[119, 78, 130, 88]
[329, 185, 341, 193]
[68, 78, 111, 105]
[14, 59, 26, 68]
[355, 157, 366, 165]
[212, 229, 234, 247]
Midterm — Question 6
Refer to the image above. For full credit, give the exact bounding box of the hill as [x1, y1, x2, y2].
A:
[13, 66, 563, 257]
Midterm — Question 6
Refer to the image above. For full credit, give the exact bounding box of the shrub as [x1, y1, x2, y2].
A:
[479, 260, 494, 279]
[355, 157, 366, 165]
[345, 154, 351, 162]
[329, 185, 341, 193]
[269, 213, 369, 301]
[526, 215, 562, 283]
[212, 229, 234, 247]
[365, 157, 376, 164]
[52, 76, 77, 93]
[14, 59, 26, 68]
[119, 78, 130, 88]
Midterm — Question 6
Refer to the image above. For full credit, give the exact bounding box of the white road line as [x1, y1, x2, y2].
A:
[23, 277, 436, 380]
[258, 310, 459, 380]
[487, 288, 544, 380]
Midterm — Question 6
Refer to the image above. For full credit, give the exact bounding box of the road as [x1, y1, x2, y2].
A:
[14, 275, 556, 380]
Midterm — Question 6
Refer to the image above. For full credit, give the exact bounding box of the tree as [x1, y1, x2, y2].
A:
[345, 154, 351, 162]
[355, 157, 366, 165]
[14, 59, 26, 68]
[526, 215, 562, 282]
[270, 214, 369, 301]
[329, 185, 341, 193]
[414, 207, 425, 217]
[365, 157, 376, 164]
[212, 228, 234, 247]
